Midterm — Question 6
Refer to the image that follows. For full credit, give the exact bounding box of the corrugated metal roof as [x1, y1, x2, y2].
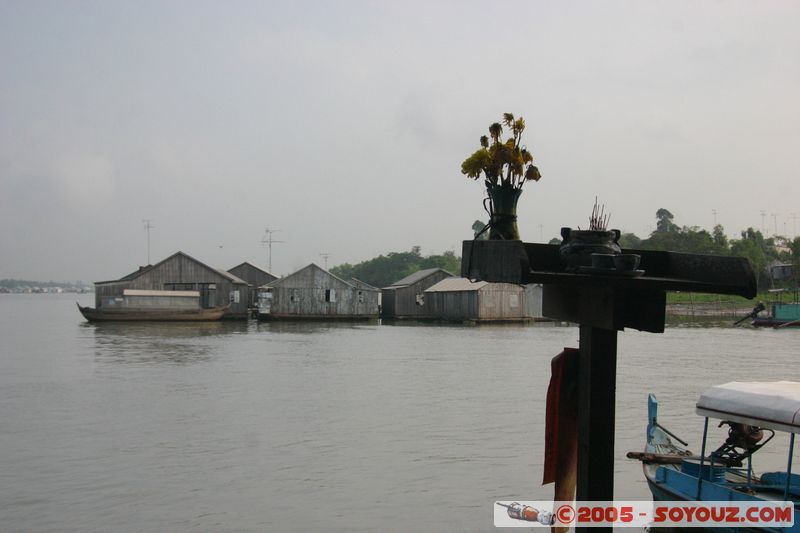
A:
[119, 265, 154, 281]
[424, 278, 488, 293]
[385, 268, 453, 288]
[95, 251, 248, 285]
[350, 278, 379, 291]
[262, 263, 356, 289]
[213, 267, 248, 285]
[228, 261, 277, 279]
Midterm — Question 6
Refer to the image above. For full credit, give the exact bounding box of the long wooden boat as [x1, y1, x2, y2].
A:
[77, 302, 229, 322]
[636, 382, 800, 531]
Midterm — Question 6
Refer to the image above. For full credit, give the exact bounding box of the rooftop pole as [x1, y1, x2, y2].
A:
[320, 252, 332, 270]
[261, 228, 284, 273]
[142, 219, 155, 265]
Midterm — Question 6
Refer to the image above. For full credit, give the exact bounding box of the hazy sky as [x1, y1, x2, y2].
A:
[2, 1, 799, 281]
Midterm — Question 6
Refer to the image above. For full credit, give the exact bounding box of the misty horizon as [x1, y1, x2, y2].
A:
[2, 2, 799, 281]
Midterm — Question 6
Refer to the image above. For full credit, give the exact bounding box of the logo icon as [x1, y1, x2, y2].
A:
[496, 502, 554, 525]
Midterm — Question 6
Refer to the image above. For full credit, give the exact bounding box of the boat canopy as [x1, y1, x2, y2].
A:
[696, 381, 800, 433]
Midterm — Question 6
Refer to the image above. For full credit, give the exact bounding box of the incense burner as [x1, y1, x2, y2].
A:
[559, 227, 622, 271]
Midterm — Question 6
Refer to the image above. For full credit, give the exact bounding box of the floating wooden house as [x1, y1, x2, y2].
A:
[227, 261, 278, 309]
[380, 268, 454, 319]
[422, 278, 543, 322]
[257, 263, 378, 320]
[94, 251, 250, 319]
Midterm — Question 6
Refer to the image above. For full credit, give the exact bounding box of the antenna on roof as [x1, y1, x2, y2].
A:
[320, 252, 332, 270]
[142, 219, 155, 265]
[261, 228, 284, 273]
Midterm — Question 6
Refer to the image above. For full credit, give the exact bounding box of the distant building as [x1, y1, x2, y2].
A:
[228, 261, 278, 309]
[94, 251, 250, 319]
[258, 263, 378, 320]
[381, 268, 454, 319]
[770, 262, 795, 281]
[423, 278, 542, 322]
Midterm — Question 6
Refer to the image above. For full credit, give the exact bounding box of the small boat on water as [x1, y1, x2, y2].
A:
[636, 381, 800, 531]
[751, 289, 800, 328]
[77, 289, 229, 322]
[77, 303, 229, 322]
[753, 301, 800, 328]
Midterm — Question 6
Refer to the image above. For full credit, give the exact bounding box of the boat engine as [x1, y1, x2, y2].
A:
[712, 421, 774, 465]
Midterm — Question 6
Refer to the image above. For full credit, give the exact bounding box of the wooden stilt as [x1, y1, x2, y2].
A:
[577, 325, 617, 532]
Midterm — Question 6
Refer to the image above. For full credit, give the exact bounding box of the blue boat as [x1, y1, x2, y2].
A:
[752, 289, 800, 328]
[642, 381, 800, 531]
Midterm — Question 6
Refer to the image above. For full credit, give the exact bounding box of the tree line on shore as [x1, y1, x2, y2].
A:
[331, 247, 460, 289]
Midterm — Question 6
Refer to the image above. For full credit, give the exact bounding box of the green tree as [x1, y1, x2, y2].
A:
[712, 224, 729, 253]
[618, 232, 642, 249]
[655, 208, 679, 233]
[789, 237, 800, 262]
[640, 210, 728, 255]
[420, 250, 461, 274]
[330, 248, 460, 288]
[472, 220, 489, 240]
[730, 237, 769, 288]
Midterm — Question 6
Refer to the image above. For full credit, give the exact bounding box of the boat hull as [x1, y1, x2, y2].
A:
[752, 317, 800, 328]
[77, 303, 227, 322]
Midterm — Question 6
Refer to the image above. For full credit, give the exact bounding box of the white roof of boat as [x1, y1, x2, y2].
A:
[123, 289, 200, 297]
[696, 381, 800, 433]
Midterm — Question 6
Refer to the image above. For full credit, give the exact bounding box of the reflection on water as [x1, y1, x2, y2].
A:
[84, 320, 249, 339]
[87, 321, 249, 366]
[665, 314, 745, 329]
[255, 319, 378, 335]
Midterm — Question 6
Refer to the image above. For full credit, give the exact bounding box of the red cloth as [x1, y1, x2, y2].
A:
[542, 347, 579, 485]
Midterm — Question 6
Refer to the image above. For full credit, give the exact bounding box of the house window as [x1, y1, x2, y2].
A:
[325, 289, 336, 303]
[358, 291, 364, 303]
[290, 289, 299, 303]
[509, 294, 519, 308]
[415, 294, 424, 306]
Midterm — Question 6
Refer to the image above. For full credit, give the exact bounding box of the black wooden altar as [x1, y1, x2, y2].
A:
[462, 239, 756, 531]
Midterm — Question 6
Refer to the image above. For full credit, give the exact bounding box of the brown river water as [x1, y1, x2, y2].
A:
[1, 294, 798, 532]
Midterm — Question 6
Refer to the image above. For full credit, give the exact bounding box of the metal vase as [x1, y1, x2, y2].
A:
[487, 183, 522, 240]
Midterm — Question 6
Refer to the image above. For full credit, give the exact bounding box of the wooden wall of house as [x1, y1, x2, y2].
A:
[95, 281, 131, 308]
[126, 254, 249, 319]
[381, 271, 453, 318]
[423, 283, 531, 321]
[477, 284, 527, 320]
[228, 263, 277, 307]
[524, 284, 543, 319]
[354, 288, 379, 317]
[423, 290, 480, 320]
[380, 290, 396, 318]
[269, 266, 378, 318]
